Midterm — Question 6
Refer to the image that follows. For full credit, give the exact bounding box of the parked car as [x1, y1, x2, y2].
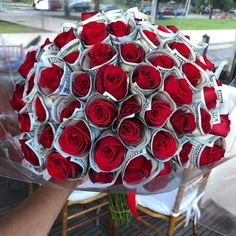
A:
[175, 8, 185, 16]
[229, 9, 236, 14]
[33, 0, 62, 10]
[69, 1, 91, 12]
[142, 3, 152, 15]
[159, 6, 175, 16]
[101, 5, 119, 13]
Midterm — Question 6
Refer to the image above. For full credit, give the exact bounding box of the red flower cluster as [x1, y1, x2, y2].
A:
[10, 10, 229, 191]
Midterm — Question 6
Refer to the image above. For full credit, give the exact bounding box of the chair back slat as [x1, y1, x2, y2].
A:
[172, 164, 211, 214]
[0, 45, 24, 61]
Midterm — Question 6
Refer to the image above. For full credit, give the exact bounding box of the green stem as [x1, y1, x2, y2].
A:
[108, 192, 132, 225]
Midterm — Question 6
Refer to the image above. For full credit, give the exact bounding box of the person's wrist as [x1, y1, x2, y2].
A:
[49, 175, 88, 192]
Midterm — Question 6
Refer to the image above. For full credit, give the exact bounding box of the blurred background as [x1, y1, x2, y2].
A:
[0, 0, 236, 84]
[0, 1, 236, 235]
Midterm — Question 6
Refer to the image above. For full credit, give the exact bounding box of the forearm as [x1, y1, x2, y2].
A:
[0, 185, 72, 236]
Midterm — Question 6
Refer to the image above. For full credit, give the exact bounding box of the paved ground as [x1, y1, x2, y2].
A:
[0, 177, 223, 236]
[0, 11, 78, 33]
[0, 10, 236, 43]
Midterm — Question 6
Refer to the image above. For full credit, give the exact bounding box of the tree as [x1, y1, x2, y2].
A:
[64, 0, 70, 17]
[209, 0, 234, 19]
[195, 0, 235, 19]
[95, 0, 100, 12]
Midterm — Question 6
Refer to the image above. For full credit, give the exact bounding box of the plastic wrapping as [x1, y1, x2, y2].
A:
[0, 2, 236, 202]
[198, 108, 236, 235]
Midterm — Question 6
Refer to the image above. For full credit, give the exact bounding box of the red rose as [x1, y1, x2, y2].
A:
[18, 113, 31, 132]
[144, 162, 171, 192]
[26, 73, 35, 95]
[95, 64, 128, 100]
[18, 50, 37, 79]
[72, 72, 90, 98]
[159, 162, 171, 176]
[59, 120, 91, 156]
[94, 136, 125, 171]
[195, 58, 208, 71]
[182, 63, 202, 87]
[134, 18, 143, 22]
[195, 56, 215, 71]
[170, 110, 196, 135]
[149, 54, 175, 69]
[118, 117, 143, 146]
[86, 99, 118, 127]
[199, 144, 225, 166]
[203, 87, 217, 110]
[107, 21, 131, 37]
[152, 130, 177, 159]
[54, 28, 76, 49]
[216, 79, 222, 86]
[113, 96, 142, 130]
[119, 96, 142, 119]
[46, 151, 78, 181]
[142, 30, 160, 46]
[167, 25, 179, 33]
[63, 51, 80, 64]
[114, 174, 123, 185]
[211, 114, 230, 138]
[89, 169, 113, 183]
[20, 139, 39, 166]
[185, 35, 190, 40]
[179, 142, 192, 165]
[60, 100, 81, 122]
[10, 82, 25, 111]
[88, 43, 116, 68]
[47, 152, 70, 181]
[170, 42, 191, 59]
[145, 99, 172, 127]
[39, 124, 54, 149]
[200, 108, 211, 134]
[164, 75, 193, 105]
[80, 21, 108, 45]
[157, 25, 169, 33]
[114, 173, 123, 185]
[120, 42, 145, 63]
[39, 64, 63, 94]
[203, 55, 215, 71]
[132, 65, 161, 90]
[124, 156, 152, 184]
[35, 97, 47, 122]
[69, 161, 83, 178]
[81, 11, 97, 21]
[40, 38, 51, 49]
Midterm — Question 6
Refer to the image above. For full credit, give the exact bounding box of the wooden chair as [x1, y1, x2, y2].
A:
[133, 165, 211, 236]
[61, 190, 109, 236]
[5, 178, 35, 195]
[0, 44, 24, 62]
[0, 44, 24, 73]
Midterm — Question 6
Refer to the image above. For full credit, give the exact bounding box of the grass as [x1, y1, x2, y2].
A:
[49, 15, 81, 21]
[0, 20, 41, 33]
[155, 18, 236, 30]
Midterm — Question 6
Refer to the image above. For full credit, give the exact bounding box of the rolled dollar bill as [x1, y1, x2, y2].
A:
[189, 135, 226, 168]
[122, 148, 163, 188]
[148, 128, 181, 162]
[165, 40, 196, 65]
[140, 91, 176, 129]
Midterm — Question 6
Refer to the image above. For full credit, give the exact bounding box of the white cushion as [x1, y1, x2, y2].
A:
[68, 190, 100, 202]
[136, 188, 198, 216]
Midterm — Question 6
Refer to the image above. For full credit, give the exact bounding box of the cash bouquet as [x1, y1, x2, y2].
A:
[8, 8, 232, 224]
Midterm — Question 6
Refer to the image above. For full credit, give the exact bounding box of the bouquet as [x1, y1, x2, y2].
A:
[9, 8, 231, 224]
